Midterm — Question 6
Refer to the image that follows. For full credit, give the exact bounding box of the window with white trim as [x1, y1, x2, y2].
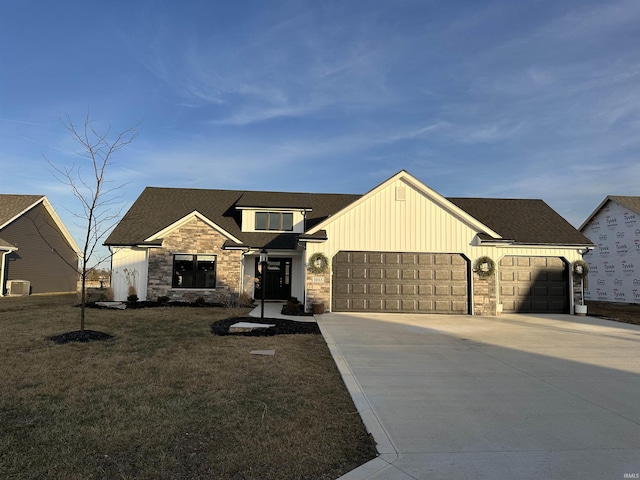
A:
[255, 212, 293, 231]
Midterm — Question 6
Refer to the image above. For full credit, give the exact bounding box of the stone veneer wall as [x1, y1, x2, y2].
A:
[147, 218, 242, 303]
[305, 270, 331, 312]
[472, 272, 497, 316]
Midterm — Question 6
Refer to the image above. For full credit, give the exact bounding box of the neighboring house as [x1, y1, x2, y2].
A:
[579, 196, 640, 304]
[105, 170, 593, 315]
[0, 195, 80, 296]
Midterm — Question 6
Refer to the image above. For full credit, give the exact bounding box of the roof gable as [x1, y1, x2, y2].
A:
[306, 170, 503, 238]
[0, 194, 45, 230]
[0, 194, 80, 253]
[580, 196, 640, 231]
[145, 211, 243, 245]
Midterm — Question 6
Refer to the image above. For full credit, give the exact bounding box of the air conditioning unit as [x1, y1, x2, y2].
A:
[7, 280, 31, 296]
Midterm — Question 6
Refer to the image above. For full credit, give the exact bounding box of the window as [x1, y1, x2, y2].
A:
[255, 212, 293, 231]
[173, 254, 216, 288]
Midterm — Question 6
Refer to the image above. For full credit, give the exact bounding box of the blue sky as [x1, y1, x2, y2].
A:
[1, 0, 639, 257]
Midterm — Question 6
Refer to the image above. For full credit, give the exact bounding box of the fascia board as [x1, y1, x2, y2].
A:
[236, 206, 313, 212]
[145, 210, 243, 245]
[41, 197, 82, 255]
[0, 197, 44, 231]
[0, 196, 81, 256]
[578, 196, 611, 232]
[306, 170, 502, 239]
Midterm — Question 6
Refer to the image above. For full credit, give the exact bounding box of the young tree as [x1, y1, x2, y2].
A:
[46, 113, 139, 332]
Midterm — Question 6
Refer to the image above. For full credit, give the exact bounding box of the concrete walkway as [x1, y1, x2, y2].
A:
[317, 312, 640, 480]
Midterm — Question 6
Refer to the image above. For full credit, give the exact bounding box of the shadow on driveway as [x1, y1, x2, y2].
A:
[318, 312, 640, 480]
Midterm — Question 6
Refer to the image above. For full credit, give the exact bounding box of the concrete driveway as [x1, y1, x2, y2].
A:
[317, 312, 640, 480]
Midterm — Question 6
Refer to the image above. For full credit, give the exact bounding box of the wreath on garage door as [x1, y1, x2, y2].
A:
[473, 256, 496, 279]
[308, 252, 329, 274]
[572, 259, 589, 280]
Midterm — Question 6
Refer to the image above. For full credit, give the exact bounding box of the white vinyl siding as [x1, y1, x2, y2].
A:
[111, 247, 149, 301]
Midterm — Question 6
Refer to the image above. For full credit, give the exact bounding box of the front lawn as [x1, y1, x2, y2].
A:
[0, 294, 376, 479]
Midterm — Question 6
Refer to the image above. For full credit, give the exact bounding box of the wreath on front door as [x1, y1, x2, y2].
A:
[473, 256, 496, 279]
[308, 252, 329, 274]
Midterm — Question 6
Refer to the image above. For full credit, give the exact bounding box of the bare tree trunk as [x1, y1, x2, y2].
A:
[45, 112, 138, 333]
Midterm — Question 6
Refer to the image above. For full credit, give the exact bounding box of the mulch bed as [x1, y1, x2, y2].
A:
[85, 301, 230, 309]
[48, 330, 114, 344]
[211, 317, 320, 336]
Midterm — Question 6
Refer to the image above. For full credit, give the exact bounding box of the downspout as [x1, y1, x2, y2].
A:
[0, 251, 8, 297]
[0, 248, 15, 297]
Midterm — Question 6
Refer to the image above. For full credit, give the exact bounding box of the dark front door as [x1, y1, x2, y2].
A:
[255, 257, 292, 300]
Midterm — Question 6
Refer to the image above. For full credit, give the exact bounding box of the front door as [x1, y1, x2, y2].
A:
[255, 257, 292, 300]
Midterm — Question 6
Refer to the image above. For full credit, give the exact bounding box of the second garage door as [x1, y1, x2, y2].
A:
[499, 256, 569, 313]
[332, 251, 469, 313]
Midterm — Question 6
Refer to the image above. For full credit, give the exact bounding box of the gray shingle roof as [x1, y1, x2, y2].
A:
[0, 237, 17, 249]
[105, 187, 360, 247]
[0, 194, 44, 229]
[609, 196, 640, 214]
[447, 198, 593, 246]
[105, 187, 591, 248]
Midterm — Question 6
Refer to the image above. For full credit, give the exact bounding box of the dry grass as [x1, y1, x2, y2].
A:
[0, 295, 376, 479]
[585, 300, 640, 326]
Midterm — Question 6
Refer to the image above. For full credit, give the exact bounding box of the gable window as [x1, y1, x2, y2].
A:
[173, 254, 216, 288]
[255, 212, 293, 231]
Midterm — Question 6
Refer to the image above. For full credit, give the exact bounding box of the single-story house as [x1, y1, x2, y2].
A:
[579, 196, 640, 304]
[105, 170, 593, 315]
[0, 195, 80, 296]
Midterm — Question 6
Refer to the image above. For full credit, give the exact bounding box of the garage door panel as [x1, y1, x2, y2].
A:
[334, 266, 350, 278]
[385, 284, 399, 295]
[435, 285, 450, 296]
[419, 270, 433, 280]
[436, 270, 451, 280]
[419, 284, 433, 295]
[452, 271, 467, 281]
[385, 269, 399, 279]
[384, 253, 400, 264]
[499, 256, 568, 314]
[402, 269, 416, 280]
[402, 285, 416, 295]
[385, 299, 400, 310]
[333, 251, 468, 314]
[418, 254, 433, 265]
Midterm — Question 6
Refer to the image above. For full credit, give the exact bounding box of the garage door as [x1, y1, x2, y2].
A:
[499, 256, 569, 313]
[332, 251, 469, 313]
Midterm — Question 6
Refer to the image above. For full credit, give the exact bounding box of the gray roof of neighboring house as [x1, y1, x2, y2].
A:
[104, 187, 361, 247]
[0, 194, 44, 229]
[579, 195, 640, 231]
[105, 186, 591, 248]
[0, 237, 17, 249]
[608, 196, 640, 214]
[447, 198, 593, 246]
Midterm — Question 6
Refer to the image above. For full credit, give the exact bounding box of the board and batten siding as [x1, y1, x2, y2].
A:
[111, 247, 149, 301]
[314, 178, 482, 255]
